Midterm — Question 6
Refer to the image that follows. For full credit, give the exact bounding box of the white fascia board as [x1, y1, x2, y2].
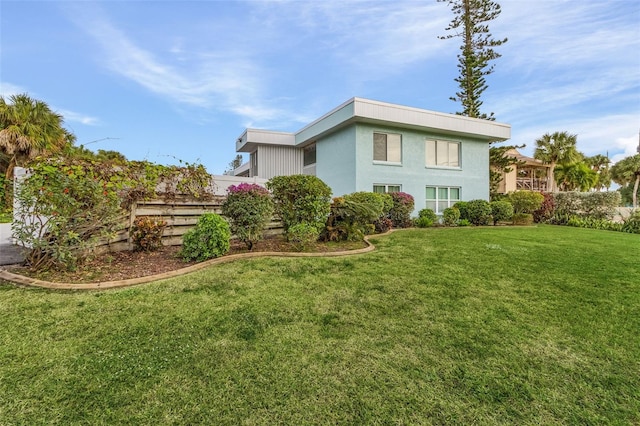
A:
[295, 97, 510, 145]
[236, 128, 296, 152]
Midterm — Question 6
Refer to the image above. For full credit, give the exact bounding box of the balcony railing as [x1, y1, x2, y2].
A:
[516, 178, 547, 191]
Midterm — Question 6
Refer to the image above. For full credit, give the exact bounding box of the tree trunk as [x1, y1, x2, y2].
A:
[633, 174, 639, 209]
[548, 162, 556, 192]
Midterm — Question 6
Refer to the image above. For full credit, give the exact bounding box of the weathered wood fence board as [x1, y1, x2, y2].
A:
[94, 196, 283, 253]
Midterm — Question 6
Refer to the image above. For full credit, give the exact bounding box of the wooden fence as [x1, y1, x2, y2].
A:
[96, 196, 283, 253]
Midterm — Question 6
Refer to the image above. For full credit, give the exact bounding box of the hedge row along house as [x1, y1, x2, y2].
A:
[231, 97, 511, 214]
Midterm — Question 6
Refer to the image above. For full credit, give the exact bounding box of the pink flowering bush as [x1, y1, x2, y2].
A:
[222, 183, 273, 250]
[388, 192, 414, 228]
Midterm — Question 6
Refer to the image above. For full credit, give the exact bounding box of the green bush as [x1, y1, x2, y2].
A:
[379, 193, 394, 216]
[288, 223, 320, 251]
[222, 183, 274, 250]
[552, 191, 620, 221]
[0, 174, 10, 213]
[490, 200, 514, 225]
[442, 207, 460, 226]
[415, 208, 437, 228]
[414, 216, 434, 228]
[344, 192, 386, 224]
[509, 191, 544, 214]
[181, 213, 230, 262]
[458, 219, 472, 227]
[453, 201, 469, 221]
[565, 215, 624, 232]
[419, 208, 438, 221]
[374, 193, 394, 233]
[323, 192, 385, 241]
[466, 199, 492, 226]
[13, 161, 123, 271]
[266, 175, 331, 239]
[388, 192, 414, 228]
[581, 192, 620, 220]
[130, 216, 167, 252]
[622, 210, 640, 234]
[512, 213, 534, 226]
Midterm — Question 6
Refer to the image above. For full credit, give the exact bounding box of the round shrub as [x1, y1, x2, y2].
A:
[442, 207, 460, 226]
[222, 183, 274, 250]
[287, 222, 320, 251]
[453, 201, 469, 221]
[415, 208, 437, 228]
[130, 216, 167, 252]
[419, 208, 438, 221]
[508, 190, 544, 214]
[388, 192, 414, 228]
[490, 200, 514, 225]
[465, 199, 492, 226]
[181, 213, 230, 262]
[266, 175, 331, 239]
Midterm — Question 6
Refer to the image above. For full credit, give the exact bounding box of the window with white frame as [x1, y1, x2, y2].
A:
[373, 132, 402, 163]
[426, 186, 460, 213]
[373, 184, 401, 194]
[426, 140, 460, 168]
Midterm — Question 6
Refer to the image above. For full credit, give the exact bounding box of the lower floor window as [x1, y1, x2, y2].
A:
[426, 186, 460, 213]
[373, 184, 401, 194]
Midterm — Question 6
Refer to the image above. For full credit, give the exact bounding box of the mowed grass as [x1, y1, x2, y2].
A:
[1, 225, 638, 425]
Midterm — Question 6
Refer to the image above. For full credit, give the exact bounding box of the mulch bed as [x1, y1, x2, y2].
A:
[5, 235, 367, 284]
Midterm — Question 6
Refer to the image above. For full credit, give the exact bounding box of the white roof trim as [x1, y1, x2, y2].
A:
[236, 97, 511, 152]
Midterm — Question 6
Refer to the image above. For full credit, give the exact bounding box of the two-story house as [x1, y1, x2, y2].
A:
[232, 97, 511, 214]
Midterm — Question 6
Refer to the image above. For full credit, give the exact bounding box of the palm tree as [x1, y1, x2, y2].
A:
[611, 154, 640, 208]
[533, 131, 580, 192]
[0, 94, 73, 182]
[585, 154, 611, 191]
[554, 162, 598, 192]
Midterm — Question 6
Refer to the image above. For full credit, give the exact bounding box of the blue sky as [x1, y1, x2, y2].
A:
[1, 0, 639, 174]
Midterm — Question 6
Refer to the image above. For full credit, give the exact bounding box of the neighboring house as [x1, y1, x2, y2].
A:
[496, 148, 551, 194]
[233, 97, 511, 214]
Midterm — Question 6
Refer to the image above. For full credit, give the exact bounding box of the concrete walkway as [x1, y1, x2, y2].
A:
[0, 223, 25, 266]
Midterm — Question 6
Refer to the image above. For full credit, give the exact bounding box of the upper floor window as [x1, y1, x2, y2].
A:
[374, 132, 402, 163]
[303, 144, 316, 166]
[426, 140, 460, 168]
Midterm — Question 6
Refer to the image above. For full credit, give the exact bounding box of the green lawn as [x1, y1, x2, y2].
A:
[1, 225, 638, 424]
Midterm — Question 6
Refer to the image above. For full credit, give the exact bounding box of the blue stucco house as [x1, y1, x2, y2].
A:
[233, 97, 511, 214]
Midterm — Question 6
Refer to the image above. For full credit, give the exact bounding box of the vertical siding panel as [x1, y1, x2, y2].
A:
[258, 146, 303, 179]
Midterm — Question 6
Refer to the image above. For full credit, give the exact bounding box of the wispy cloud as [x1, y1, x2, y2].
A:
[56, 109, 100, 126]
[0, 82, 28, 98]
[493, 1, 639, 116]
[61, 2, 297, 128]
[58, 0, 638, 150]
[252, 1, 449, 77]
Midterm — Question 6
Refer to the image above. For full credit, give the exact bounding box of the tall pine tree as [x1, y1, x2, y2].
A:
[439, 0, 507, 120]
